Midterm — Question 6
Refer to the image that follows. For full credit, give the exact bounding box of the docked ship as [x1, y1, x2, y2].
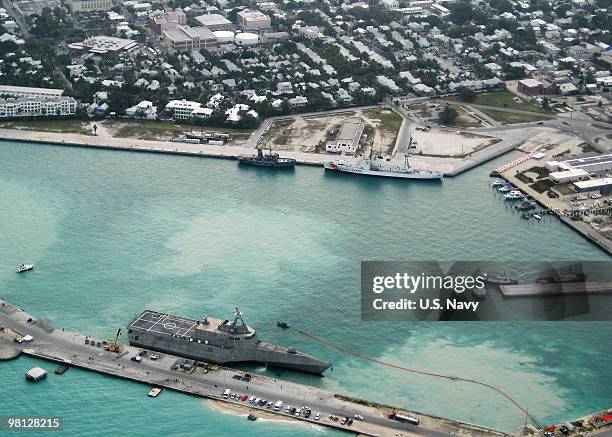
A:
[127, 307, 331, 375]
[536, 270, 586, 284]
[238, 148, 296, 168]
[323, 154, 443, 180]
[484, 271, 518, 285]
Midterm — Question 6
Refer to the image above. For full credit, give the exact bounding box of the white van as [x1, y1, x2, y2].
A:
[223, 389, 230, 399]
[274, 400, 283, 411]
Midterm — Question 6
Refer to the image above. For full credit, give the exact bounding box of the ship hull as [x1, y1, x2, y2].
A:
[129, 337, 330, 375]
[239, 160, 295, 168]
[324, 161, 443, 179]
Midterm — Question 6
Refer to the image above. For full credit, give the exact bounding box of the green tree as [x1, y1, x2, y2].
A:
[449, 1, 473, 25]
[438, 105, 458, 125]
[458, 87, 476, 102]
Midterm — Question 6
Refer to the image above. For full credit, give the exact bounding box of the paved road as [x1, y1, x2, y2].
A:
[0, 299, 508, 437]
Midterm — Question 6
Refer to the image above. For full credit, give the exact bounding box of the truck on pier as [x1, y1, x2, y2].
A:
[389, 411, 420, 425]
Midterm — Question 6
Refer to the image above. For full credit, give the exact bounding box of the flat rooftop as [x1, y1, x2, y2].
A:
[195, 14, 231, 26]
[563, 154, 612, 168]
[574, 177, 612, 189]
[337, 117, 364, 143]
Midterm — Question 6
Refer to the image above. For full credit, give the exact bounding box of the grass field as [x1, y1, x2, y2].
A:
[448, 91, 547, 113]
[109, 120, 253, 141]
[0, 119, 92, 134]
[478, 108, 553, 125]
[364, 108, 403, 132]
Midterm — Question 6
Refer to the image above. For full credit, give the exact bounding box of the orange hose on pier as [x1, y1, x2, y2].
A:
[298, 329, 541, 428]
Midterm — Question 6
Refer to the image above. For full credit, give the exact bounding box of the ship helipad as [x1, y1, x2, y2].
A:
[129, 311, 198, 338]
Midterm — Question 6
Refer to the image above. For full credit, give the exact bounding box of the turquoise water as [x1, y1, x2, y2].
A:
[0, 140, 610, 436]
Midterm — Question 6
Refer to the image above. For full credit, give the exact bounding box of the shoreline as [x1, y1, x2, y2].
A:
[204, 398, 323, 430]
[0, 125, 522, 177]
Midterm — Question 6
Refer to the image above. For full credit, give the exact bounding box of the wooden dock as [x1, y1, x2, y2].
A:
[500, 281, 612, 297]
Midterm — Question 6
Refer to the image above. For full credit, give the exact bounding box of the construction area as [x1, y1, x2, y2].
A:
[255, 107, 402, 156]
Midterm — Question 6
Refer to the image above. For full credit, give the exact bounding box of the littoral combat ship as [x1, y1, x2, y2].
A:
[127, 307, 331, 375]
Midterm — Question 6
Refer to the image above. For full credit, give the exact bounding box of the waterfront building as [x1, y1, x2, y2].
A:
[0, 96, 77, 118]
[165, 100, 213, 119]
[549, 169, 590, 184]
[125, 101, 157, 120]
[326, 117, 363, 155]
[573, 178, 612, 195]
[547, 154, 612, 176]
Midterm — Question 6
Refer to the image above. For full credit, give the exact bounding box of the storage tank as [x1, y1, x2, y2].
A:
[235, 32, 259, 46]
[213, 30, 235, 44]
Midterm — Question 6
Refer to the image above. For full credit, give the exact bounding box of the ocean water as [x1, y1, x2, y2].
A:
[0, 140, 610, 436]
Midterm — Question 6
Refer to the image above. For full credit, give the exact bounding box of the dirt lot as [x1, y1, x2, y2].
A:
[411, 129, 499, 157]
[256, 108, 402, 155]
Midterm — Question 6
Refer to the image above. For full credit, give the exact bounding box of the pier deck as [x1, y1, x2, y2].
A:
[500, 281, 612, 297]
[0, 298, 509, 437]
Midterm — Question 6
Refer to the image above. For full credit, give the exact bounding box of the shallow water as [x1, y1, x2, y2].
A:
[0, 140, 610, 436]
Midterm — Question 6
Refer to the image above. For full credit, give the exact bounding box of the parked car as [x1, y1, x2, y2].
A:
[354, 414, 364, 420]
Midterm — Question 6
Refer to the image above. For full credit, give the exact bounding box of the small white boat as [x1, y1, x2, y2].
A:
[16, 264, 34, 273]
[533, 214, 542, 220]
[504, 190, 523, 200]
[498, 186, 513, 193]
[148, 387, 163, 397]
[492, 179, 505, 186]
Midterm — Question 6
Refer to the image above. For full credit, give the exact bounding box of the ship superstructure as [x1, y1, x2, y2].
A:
[127, 307, 331, 375]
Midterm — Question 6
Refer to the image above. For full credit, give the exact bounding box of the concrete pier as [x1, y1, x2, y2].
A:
[0, 337, 21, 360]
[0, 298, 510, 437]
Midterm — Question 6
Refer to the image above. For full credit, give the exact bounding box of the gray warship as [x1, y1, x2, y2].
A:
[127, 307, 331, 375]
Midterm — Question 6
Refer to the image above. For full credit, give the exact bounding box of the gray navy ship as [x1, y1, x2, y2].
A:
[127, 307, 331, 375]
[238, 148, 296, 168]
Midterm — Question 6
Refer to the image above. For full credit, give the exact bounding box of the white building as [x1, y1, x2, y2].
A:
[549, 169, 590, 184]
[0, 85, 64, 100]
[380, 0, 399, 10]
[67, 0, 113, 12]
[165, 100, 213, 119]
[276, 82, 293, 94]
[82, 36, 137, 54]
[163, 26, 217, 52]
[326, 117, 363, 154]
[0, 97, 77, 118]
[288, 96, 308, 107]
[125, 101, 157, 120]
[195, 14, 232, 31]
[237, 10, 271, 31]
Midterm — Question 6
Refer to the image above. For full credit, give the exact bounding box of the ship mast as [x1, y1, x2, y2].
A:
[232, 307, 246, 328]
